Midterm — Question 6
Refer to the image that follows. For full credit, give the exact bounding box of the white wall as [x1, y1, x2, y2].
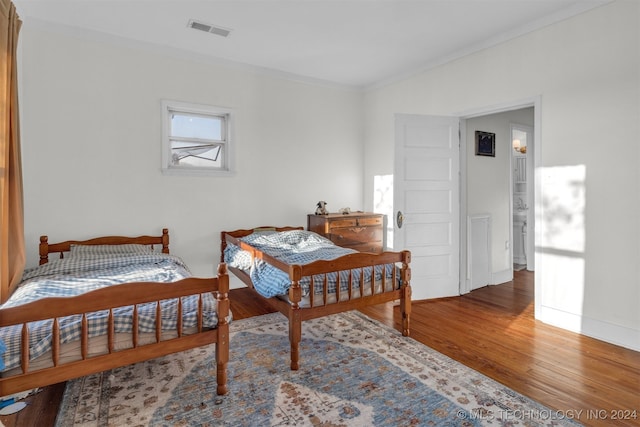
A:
[19, 23, 364, 279]
[363, 1, 639, 350]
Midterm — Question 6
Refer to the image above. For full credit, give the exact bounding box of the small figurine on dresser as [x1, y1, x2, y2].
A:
[315, 201, 329, 215]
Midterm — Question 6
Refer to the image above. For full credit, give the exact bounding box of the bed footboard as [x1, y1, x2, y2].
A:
[284, 250, 411, 369]
[0, 264, 230, 397]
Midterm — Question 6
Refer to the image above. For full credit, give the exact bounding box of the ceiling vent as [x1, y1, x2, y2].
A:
[187, 19, 231, 38]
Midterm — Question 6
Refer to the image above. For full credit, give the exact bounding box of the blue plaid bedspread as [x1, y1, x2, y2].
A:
[224, 230, 395, 298]
[0, 253, 219, 372]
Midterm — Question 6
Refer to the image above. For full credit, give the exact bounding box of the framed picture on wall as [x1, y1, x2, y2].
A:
[475, 131, 496, 157]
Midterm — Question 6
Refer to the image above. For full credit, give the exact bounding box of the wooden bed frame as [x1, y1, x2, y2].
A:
[0, 229, 230, 397]
[221, 226, 411, 370]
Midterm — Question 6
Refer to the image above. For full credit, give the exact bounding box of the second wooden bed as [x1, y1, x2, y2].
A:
[221, 226, 411, 370]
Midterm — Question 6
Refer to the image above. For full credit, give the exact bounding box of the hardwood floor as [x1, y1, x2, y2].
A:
[1, 270, 638, 426]
[360, 271, 640, 427]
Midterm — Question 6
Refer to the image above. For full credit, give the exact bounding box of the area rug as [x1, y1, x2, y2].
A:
[55, 311, 579, 426]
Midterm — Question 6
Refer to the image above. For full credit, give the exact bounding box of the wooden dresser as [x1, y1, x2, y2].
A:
[307, 212, 384, 253]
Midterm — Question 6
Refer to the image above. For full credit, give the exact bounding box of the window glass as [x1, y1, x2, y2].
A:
[161, 100, 234, 176]
[170, 142, 222, 167]
[170, 113, 223, 140]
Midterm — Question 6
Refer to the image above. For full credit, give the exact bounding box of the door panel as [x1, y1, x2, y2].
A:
[394, 114, 460, 300]
[406, 157, 451, 180]
[406, 190, 450, 213]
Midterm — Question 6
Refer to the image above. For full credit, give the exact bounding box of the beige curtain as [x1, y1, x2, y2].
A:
[0, 0, 22, 303]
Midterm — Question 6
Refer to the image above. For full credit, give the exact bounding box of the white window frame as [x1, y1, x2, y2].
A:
[161, 100, 234, 176]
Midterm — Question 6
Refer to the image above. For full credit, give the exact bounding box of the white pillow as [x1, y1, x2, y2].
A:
[70, 244, 152, 257]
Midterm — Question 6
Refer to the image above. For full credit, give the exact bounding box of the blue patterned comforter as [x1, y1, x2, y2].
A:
[0, 253, 219, 372]
[224, 230, 396, 298]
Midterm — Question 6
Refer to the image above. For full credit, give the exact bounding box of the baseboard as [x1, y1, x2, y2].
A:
[491, 268, 511, 285]
[538, 305, 640, 352]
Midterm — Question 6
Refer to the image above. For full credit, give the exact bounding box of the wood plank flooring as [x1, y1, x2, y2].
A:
[1, 270, 638, 426]
[359, 271, 639, 426]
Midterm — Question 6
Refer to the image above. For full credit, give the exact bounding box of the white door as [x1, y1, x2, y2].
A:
[394, 114, 460, 300]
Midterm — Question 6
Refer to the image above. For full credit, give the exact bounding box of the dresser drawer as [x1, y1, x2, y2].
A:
[353, 216, 383, 227]
[327, 218, 357, 228]
[307, 212, 385, 254]
[327, 216, 382, 230]
[328, 226, 382, 247]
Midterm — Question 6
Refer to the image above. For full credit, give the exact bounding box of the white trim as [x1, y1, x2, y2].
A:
[539, 305, 640, 352]
[533, 100, 543, 318]
[459, 120, 469, 294]
[161, 99, 235, 177]
[366, 1, 612, 91]
[492, 269, 512, 285]
[455, 96, 539, 119]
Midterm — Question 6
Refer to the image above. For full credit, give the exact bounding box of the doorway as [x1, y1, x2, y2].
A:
[392, 98, 539, 299]
[458, 100, 539, 294]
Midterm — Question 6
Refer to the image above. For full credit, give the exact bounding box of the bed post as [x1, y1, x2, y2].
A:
[161, 229, 170, 254]
[216, 263, 230, 395]
[220, 231, 227, 263]
[288, 265, 303, 370]
[39, 236, 49, 265]
[401, 250, 412, 337]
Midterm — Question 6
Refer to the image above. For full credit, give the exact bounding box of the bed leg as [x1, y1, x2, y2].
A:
[289, 310, 301, 370]
[401, 285, 412, 336]
[401, 252, 412, 337]
[216, 360, 228, 395]
[287, 274, 303, 371]
[216, 323, 229, 395]
[216, 263, 230, 395]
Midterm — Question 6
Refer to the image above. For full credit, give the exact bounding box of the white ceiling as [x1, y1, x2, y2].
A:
[14, 0, 608, 88]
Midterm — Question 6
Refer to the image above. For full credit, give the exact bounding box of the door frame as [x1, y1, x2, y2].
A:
[456, 96, 541, 299]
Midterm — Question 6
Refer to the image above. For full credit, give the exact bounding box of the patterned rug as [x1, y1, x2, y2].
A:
[55, 311, 580, 426]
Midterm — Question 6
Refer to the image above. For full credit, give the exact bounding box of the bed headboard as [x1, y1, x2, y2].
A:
[39, 228, 170, 265]
[219, 226, 304, 263]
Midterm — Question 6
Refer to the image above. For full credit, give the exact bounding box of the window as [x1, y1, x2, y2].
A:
[161, 100, 234, 175]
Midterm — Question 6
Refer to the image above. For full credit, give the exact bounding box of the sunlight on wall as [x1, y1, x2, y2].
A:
[374, 174, 393, 249]
[538, 165, 586, 321]
[541, 165, 585, 252]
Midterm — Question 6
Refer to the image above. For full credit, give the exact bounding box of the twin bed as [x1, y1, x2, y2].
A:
[0, 224, 412, 399]
[0, 229, 230, 397]
[221, 226, 412, 370]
